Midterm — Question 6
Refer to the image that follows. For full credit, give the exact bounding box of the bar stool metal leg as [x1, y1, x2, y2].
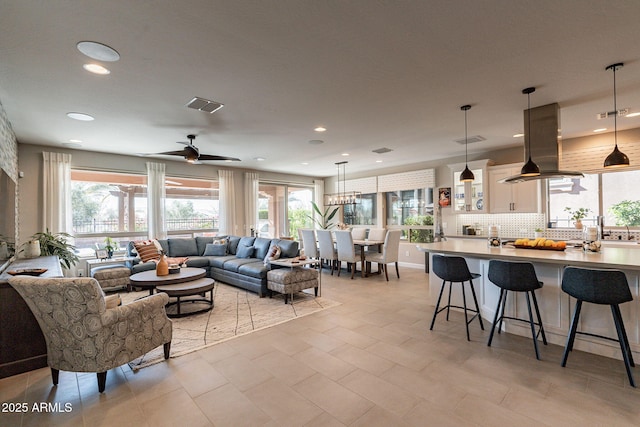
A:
[561, 300, 582, 367]
[525, 292, 541, 360]
[530, 291, 547, 345]
[611, 305, 636, 387]
[487, 289, 506, 347]
[469, 280, 484, 331]
[430, 280, 447, 331]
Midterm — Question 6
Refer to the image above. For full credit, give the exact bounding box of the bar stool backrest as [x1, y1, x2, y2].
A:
[488, 260, 541, 292]
[432, 255, 473, 282]
[561, 267, 632, 305]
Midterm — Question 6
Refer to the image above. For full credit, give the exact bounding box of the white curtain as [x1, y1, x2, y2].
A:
[42, 152, 72, 234]
[146, 162, 166, 239]
[314, 179, 324, 228]
[244, 172, 259, 235]
[218, 169, 236, 235]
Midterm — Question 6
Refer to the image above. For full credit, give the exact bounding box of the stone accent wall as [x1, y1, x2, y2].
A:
[0, 99, 19, 243]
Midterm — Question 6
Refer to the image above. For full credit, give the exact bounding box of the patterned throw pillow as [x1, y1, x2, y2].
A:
[264, 245, 281, 265]
[133, 240, 161, 263]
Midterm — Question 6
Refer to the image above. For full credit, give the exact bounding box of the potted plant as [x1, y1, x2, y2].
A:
[534, 228, 544, 238]
[564, 207, 590, 229]
[308, 202, 340, 229]
[23, 229, 79, 269]
[104, 237, 118, 259]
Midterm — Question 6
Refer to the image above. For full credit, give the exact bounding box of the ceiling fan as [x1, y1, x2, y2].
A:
[156, 134, 240, 163]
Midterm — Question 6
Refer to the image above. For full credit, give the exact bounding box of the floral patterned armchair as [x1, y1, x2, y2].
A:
[9, 276, 172, 393]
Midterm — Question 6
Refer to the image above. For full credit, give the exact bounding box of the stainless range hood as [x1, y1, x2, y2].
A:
[500, 103, 584, 183]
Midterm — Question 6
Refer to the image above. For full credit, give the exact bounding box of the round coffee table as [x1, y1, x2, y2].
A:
[130, 267, 206, 295]
[156, 277, 215, 317]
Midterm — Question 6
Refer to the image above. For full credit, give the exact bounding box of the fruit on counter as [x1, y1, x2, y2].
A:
[514, 238, 566, 249]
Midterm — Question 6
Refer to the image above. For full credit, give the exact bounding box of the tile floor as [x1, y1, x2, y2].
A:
[1, 266, 639, 426]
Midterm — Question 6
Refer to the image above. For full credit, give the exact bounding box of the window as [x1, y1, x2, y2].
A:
[548, 170, 640, 228]
[385, 188, 434, 243]
[258, 183, 313, 238]
[344, 193, 376, 225]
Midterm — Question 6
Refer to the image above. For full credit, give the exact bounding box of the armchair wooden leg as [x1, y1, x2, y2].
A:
[395, 262, 400, 278]
[97, 371, 107, 393]
[384, 264, 389, 281]
[51, 368, 59, 386]
[164, 341, 171, 359]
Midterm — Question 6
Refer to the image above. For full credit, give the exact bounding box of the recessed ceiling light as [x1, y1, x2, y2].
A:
[76, 41, 120, 62]
[83, 63, 110, 75]
[308, 139, 324, 145]
[513, 133, 524, 138]
[69, 139, 82, 143]
[376, 160, 383, 163]
[314, 126, 327, 132]
[301, 162, 309, 165]
[254, 157, 265, 161]
[626, 112, 640, 118]
[341, 153, 350, 156]
[593, 128, 607, 133]
[62, 142, 82, 149]
[66, 112, 94, 121]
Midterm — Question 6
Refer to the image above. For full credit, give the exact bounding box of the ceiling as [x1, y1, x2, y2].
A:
[1, 0, 640, 177]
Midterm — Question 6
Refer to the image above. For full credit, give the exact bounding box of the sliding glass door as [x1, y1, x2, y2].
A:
[258, 183, 313, 238]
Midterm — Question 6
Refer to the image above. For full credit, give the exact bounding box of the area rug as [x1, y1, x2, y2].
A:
[123, 282, 340, 370]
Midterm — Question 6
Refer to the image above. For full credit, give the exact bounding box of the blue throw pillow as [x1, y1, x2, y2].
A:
[236, 245, 254, 259]
[204, 243, 227, 256]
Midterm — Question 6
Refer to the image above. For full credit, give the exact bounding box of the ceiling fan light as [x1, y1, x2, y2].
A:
[460, 165, 475, 182]
[520, 157, 540, 176]
[604, 145, 630, 168]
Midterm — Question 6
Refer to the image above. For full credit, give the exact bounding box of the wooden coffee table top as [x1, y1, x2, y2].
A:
[130, 267, 206, 286]
[156, 277, 215, 297]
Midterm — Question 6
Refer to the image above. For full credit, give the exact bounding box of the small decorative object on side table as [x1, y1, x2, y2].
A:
[95, 249, 108, 260]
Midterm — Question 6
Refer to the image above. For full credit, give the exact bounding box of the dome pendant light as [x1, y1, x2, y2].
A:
[520, 87, 541, 177]
[459, 105, 475, 182]
[604, 63, 630, 168]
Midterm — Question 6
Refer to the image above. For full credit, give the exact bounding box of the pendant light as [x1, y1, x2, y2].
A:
[604, 63, 630, 168]
[520, 87, 540, 177]
[459, 105, 475, 182]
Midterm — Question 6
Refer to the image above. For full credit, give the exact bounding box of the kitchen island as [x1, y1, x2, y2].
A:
[417, 240, 640, 361]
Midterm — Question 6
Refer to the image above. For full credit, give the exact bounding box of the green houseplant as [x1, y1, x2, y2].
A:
[564, 207, 590, 229]
[24, 229, 79, 269]
[308, 202, 340, 229]
[104, 237, 118, 258]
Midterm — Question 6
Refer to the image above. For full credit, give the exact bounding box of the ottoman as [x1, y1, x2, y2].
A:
[91, 265, 131, 292]
[267, 268, 318, 304]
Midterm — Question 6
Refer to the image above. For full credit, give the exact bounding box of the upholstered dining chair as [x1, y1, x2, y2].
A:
[317, 229, 338, 275]
[367, 228, 387, 242]
[334, 230, 360, 279]
[350, 227, 367, 240]
[9, 276, 172, 393]
[364, 229, 402, 281]
[300, 229, 318, 260]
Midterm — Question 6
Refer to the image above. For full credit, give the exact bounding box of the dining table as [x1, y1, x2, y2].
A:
[352, 238, 385, 277]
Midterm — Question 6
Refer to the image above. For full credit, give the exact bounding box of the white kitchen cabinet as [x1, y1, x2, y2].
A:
[449, 160, 492, 213]
[488, 164, 540, 213]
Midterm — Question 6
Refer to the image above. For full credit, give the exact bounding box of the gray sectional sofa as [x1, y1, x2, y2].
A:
[127, 236, 299, 297]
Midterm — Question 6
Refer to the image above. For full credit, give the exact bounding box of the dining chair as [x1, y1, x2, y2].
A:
[300, 229, 318, 259]
[317, 229, 338, 275]
[350, 227, 367, 240]
[365, 229, 401, 281]
[334, 230, 360, 279]
[367, 228, 387, 242]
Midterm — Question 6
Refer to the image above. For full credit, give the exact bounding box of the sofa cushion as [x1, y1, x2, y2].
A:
[227, 236, 241, 255]
[253, 237, 272, 260]
[222, 257, 260, 273]
[132, 240, 161, 263]
[168, 238, 199, 257]
[238, 261, 269, 279]
[195, 236, 215, 255]
[204, 242, 227, 256]
[236, 245, 254, 259]
[208, 255, 236, 269]
[184, 257, 210, 268]
[273, 239, 299, 258]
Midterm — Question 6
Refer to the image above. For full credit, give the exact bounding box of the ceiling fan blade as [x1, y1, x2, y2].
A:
[156, 149, 187, 156]
[197, 154, 241, 161]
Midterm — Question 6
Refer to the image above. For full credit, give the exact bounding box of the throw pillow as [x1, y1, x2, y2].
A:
[133, 240, 161, 263]
[236, 245, 254, 259]
[264, 245, 281, 266]
[204, 243, 227, 256]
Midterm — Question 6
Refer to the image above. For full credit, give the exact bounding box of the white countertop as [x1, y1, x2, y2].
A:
[417, 240, 640, 271]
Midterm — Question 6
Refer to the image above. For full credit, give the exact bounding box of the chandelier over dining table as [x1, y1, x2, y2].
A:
[323, 161, 361, 206]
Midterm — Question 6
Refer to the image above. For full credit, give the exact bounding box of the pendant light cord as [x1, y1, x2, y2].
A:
[527, 90, 532, 161]
[464, 107, 468, 163]
[613, 64, 618, 148]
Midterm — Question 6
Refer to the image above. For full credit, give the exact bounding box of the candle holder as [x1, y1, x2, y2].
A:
[488, 225, 501, 248]
[582, 226, 601, 253]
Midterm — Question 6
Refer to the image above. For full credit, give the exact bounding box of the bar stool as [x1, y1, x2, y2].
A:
[486, 260, 547, 359]
[561, 266, 635, 387]
[430, 255, 484, 341]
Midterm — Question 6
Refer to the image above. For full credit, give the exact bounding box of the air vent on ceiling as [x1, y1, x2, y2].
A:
[454, 135, 485, 145]
[186, 97, 224, 114]
[596, 108, 628, 120]
[372, 147, 393, 154]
